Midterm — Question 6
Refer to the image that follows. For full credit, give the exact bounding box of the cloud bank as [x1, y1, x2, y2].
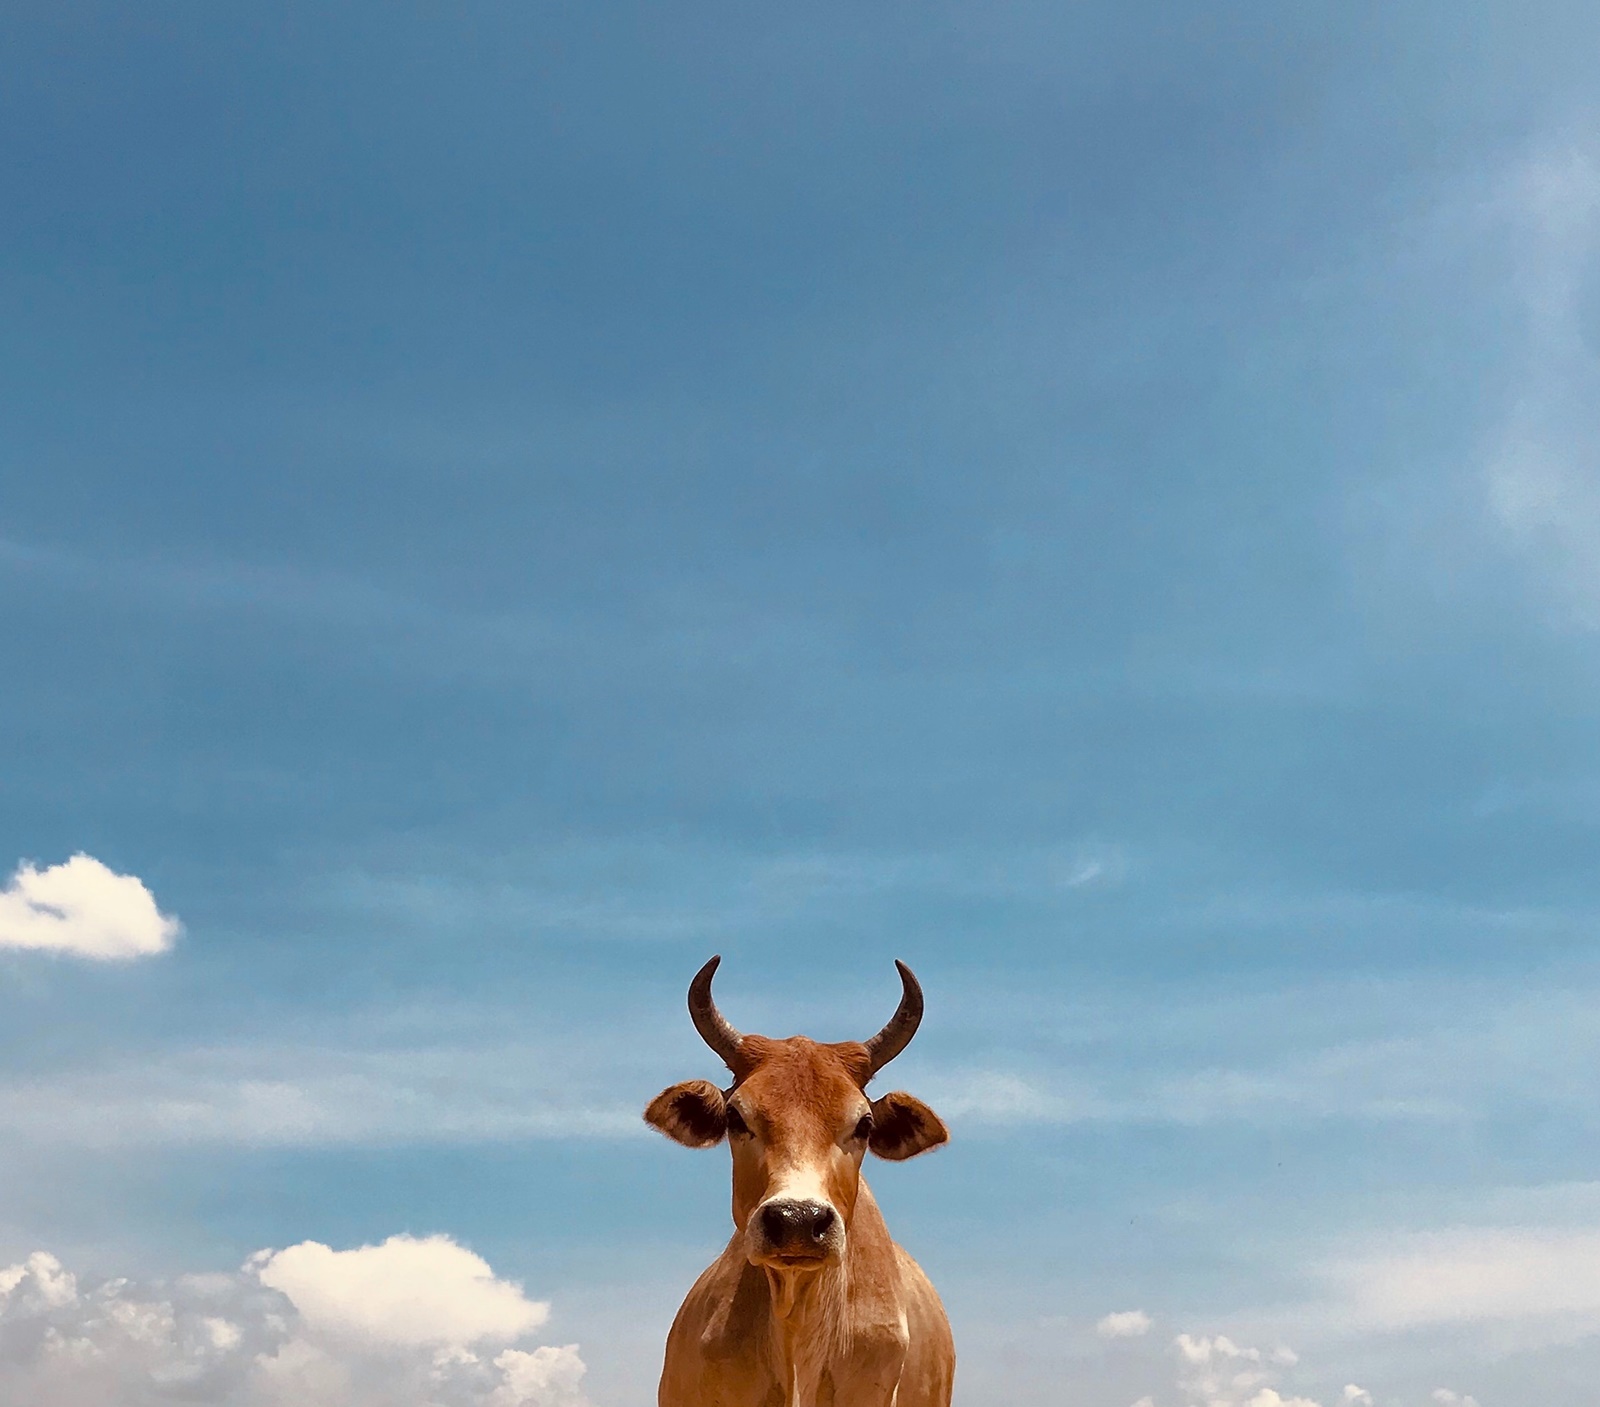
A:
[0, 855, 179, 961]
[0, 1236, 587, 1407]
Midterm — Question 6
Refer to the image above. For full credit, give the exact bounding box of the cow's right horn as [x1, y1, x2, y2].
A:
[688, 955, 746, 1074]
[864, 960, 924, 1075]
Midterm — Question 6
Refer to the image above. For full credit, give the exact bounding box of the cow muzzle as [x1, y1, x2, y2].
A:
[748, 1197, 844, 1266]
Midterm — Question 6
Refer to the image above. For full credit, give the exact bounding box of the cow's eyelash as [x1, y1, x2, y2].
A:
[852, 1114, 873, 1141]
[724, 1106, 751, 1136]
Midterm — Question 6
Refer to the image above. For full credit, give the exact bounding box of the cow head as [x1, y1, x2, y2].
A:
[645, 956, 948, 1271]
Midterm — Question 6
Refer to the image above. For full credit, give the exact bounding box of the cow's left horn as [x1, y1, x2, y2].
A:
[688, 954, 747, 1073]
[864, 960, 924, 1075]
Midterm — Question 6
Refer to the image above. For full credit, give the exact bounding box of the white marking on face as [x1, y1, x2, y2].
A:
[761, 1159, 834, 1213]
[748, 1152, 848, 1265]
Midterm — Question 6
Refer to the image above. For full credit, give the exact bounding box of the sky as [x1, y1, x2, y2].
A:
[3, 3, 1600, 1404]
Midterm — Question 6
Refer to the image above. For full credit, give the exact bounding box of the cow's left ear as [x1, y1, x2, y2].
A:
[644, 1080, 728, 1148]
[868, 1091, 949, 1161]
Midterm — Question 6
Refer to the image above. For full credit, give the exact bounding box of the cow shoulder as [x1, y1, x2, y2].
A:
[696, 1255, 774, 1360]
[660, 1248, 782, 1407]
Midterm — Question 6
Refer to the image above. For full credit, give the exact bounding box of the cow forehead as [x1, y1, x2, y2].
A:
[732, 1036, 873, 1125]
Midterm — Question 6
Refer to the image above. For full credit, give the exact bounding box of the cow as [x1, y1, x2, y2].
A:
[645, 955, 954, 1407]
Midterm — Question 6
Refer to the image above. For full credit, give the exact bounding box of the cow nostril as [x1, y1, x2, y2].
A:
[759, 1203, 797, 1245]
[804, 1204, 836, 1242]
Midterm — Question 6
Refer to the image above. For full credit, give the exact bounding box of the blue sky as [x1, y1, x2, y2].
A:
[3, 5, 1600, 1404]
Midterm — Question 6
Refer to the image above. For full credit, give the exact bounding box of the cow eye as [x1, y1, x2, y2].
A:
[724, 1105, 751, 1137]
[852, 1114, 873, 1142]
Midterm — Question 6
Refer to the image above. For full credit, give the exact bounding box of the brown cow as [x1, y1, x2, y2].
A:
[645, 955, 954, 1407]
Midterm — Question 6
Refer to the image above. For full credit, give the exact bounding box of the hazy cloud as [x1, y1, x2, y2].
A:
[0, 855, 179, 961]
[1326, 1225, 1600, 1331]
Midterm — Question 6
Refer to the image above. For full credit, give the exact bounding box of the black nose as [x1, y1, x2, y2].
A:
[758, 1199, 836, 1250]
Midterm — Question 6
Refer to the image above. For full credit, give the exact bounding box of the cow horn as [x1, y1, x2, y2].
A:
[864, 960, 924, 1075]
[688, 954, 746, 1072]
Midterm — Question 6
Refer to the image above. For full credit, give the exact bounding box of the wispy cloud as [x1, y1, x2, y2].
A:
[0, 534, 574, 687]
[321, 835, 1134, 948]
[924, 967, 1600, 1133]
[0, 1041, 642, 1150]
[1482, 146, 1600, 627]
[11, 935, 1600, 1153]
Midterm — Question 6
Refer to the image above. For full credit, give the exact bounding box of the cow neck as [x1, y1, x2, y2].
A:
[763, 1257, 847, 1405]
[764, 1257, 845, 1324]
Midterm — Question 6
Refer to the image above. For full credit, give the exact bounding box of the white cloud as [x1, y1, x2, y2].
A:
[1171, 1334, 1316, 1407]
[0, 1239, 588, 1407]
[1097, 1309, 1153, 1338]
[1341, 1388, 1372, 1406]
[490, 1346, 588, 1407]
[1431, 1392, 1481, 1407]
[0, 854, 179, 960]
[253, 1234, 548, 1347]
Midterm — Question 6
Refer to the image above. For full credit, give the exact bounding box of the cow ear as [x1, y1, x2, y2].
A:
[644, 1080, 728, 1148]
[868, 1091, 949, 1161]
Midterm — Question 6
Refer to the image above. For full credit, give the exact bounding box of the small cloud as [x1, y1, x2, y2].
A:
[1130, 1398, 1156, 1407]
[1097, 1309, 1153, 1338]
[0, 853, 180, 960]
[1432, 1392, 1481, 1407]
[253, 1234, 548, 1348]
[1342, 1388, 1373, 1406]
[1175, 1332, 1261, 1365]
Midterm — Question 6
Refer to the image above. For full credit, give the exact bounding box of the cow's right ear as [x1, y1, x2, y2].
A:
[644, 1080, 727, 1148]
[868, 1090, 949, 1160]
